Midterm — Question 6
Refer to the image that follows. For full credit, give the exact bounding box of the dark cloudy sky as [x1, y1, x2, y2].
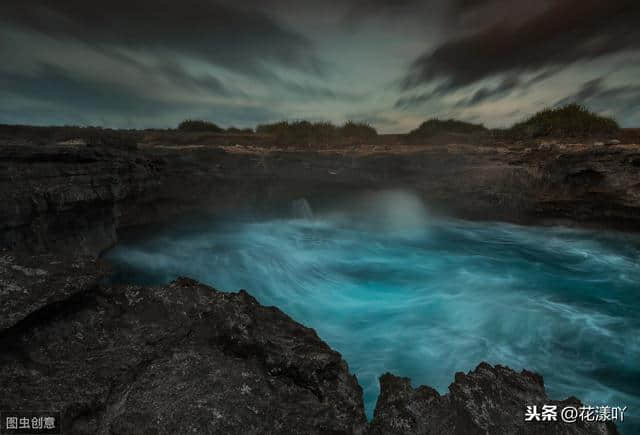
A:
[1, 0, 639, 132]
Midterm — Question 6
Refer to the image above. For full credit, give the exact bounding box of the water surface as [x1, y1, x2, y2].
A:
[106, 191, 640, 432]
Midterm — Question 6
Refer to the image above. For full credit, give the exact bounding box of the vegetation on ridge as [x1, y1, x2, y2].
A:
[0, 104, 624, 148]
[408, 118, 487, 141]
[509, 104, 619, 138]
[256, 120, 377, 146]
[177, 119, 225, 133]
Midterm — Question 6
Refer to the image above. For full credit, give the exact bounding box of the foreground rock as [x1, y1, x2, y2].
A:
[0, 250, 103, 330]
[0, 262, 617, 434]
[369, 363, 617, 434]
[0, 276, 367, 434]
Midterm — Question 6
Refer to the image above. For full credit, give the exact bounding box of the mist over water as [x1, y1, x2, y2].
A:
[106, 190, 640, 432]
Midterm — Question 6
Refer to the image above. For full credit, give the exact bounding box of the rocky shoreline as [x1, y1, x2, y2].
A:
[0, 253, 618, 434]
[2, 140, 635, 433]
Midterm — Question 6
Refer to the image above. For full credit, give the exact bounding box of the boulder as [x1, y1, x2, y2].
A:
[0, 276, 367, 434]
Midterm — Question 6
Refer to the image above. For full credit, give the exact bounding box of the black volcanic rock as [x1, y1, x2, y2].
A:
[0, 275, 367, 434]
[0, 250, 103, 330]
[368, 363, 617, 434]
[0, 144, 157, 254]
[0, 143, 234, 255]
[4, 140, 640, 256]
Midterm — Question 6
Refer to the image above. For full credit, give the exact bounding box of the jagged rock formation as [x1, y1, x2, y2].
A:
[369, 364, 617, 434]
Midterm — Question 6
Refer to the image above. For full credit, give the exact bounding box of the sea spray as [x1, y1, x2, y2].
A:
[323, 189, 430, 237]
[291, 198, 314, 220]
[105, 192, 640, 433]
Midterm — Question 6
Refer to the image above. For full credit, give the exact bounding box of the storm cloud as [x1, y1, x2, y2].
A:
[403, 0, 640, 90]
[0, 0, 639, 131]
[0, 0, 323, 76]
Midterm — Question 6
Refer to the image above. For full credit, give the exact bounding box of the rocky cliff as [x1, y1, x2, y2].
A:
[2, 141, 640, 256]
[1, 139, 634, 433]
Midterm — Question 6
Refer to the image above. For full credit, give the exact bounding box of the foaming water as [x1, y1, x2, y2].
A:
[106, 191, 640, 432]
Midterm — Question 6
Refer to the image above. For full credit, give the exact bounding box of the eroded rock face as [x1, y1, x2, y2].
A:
[0, 250, 103, 330]
[0, 276, 367, 434]
[3, 141, 640, 256]
[0, 144, 242, 255]
[368, 363, 617, 435]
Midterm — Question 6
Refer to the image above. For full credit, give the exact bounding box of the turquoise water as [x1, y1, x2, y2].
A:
[105, 191, 640, 432]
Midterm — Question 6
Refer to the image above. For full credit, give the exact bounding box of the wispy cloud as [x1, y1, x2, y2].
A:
[0, 0, 639, 131]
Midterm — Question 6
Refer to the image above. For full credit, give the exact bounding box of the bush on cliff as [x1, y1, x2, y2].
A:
[407, 118, 487, 143]
[341, 120, 377, 140]
[226, 127, 254, 134]
[509, 104, 619, 138]
[177, 119, 224, 133]
[255, 120, 377, 146]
